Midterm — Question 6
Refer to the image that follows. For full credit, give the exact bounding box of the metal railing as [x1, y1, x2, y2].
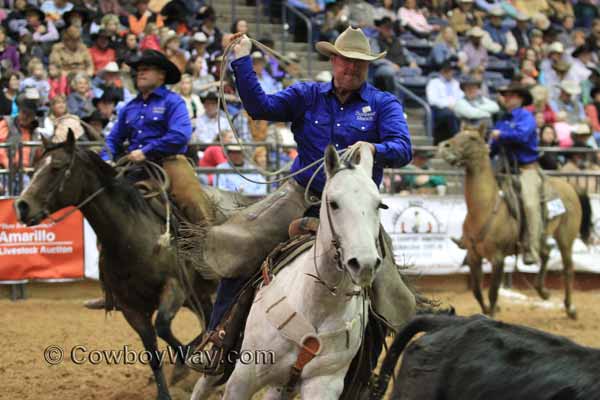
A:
[282, 2, 313, 76]
[397, 83, 433, 139]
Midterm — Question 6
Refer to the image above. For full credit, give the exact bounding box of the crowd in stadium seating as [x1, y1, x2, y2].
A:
[0, 0, 599, 197]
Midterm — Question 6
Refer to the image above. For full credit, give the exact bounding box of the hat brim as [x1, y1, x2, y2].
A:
[315, 41, 386, 61]
[498, 88, 533, 106]
[127, 56, 181, 85]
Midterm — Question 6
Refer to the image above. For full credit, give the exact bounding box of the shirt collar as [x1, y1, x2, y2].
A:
[137, 85, 168, 101]
[319, 80, 370, 102]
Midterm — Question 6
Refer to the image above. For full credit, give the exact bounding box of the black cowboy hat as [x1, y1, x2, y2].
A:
[497, 82, 533, 106]
[126, 49, 181, 85]
[63, 6, 91, 26]
[161, 0, 187, 23]
[439, 58, 458, 72]
[92, 91, 118, 107]
[572, 43, 594, 59]
[24, 6, 45, 21]
[374, 16, 393, 28]
[201, 91, 218, 102]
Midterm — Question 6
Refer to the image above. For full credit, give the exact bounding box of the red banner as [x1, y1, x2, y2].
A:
[0, 199, 84, 281]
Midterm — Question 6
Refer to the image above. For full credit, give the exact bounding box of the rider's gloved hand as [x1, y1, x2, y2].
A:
[232, 33, 252, 60]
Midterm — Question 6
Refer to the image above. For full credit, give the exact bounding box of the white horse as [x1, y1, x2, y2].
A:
[191, 144, 387, 399]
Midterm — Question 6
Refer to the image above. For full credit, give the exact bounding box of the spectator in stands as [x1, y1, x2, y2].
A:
[551, 80, 586, 125]
[369, 16, 418, 96]
[89, 30, 117, 74]
[555, 15, 576, 47]
[117, 32, 141, 68]
[548, 0, 574, 22]
[197, 129, 234, 185]
[92, 92, 118, 137]
[251, 51, 281, 95]
[41, 0, 73, 21]
[49, 25, 94, 77]
[373, 0, 397, 23]
[197, 6, 223, 55]
[48, 62, 68, 99]
[231, 19, 249, 35]
[566, 43, 594, 84]
[128, 0, 164, 36]
[194, 91, 231, 144]
[37, 94, 69, 139]
[395, 149, 447, 195]
[174, 73, 203, 129]
[448, 0, 482, 36]
[561, 124, 599, 192]
[483, 6, 518, 58]
[67, 72, 94, 118]
[190, 31, 209, 63]
[511, 13, 531, 54]
[574, 0, 599, 28]
[4, 0, 28, 41]
[460, 26, 488, 74]
[537, 124, 560, 169]
[564, 29, 587, 63]
[518, 59, 539, 86]
[398, 0, 440, 38]
[0, 26, 20, 72]
[139, 22, 161, 51]
[19, 61, 48, 108]
[161, 30, 187, 73]
[430, 26, 461, 68]
[526, 85, 556, 125]
[213, 144, 267, 195]
[0, 72, 21, 117]
[99, 0, 126, 17]
[585, 86, 600, 141]
[100, 14, 125, 50]
[539, 41, 564, 81]
[545, 59, 570, 103]
[91, 62, 131, 107]
[513, 0, 550, 18]
[426, 60, 463, 144]
[188, 53, 217, 97]
[62, 6, 92, 41]
[454, 76, 500, 129]
[0, 98, 41, 177]
[19, 5, 59, 47]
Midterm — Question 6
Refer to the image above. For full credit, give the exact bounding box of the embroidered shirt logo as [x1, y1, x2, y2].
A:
[152, 106, 166, 114]
[355, 107, 376, 121]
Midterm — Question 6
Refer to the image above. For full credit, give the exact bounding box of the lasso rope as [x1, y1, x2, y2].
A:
[216, 35, 361, 205]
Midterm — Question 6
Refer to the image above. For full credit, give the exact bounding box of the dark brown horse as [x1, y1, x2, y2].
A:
[14, 132, 227, 400]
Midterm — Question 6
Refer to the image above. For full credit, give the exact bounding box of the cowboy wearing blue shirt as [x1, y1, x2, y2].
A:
[87, 50, 211, 309]
[489, 83, 542, 265]
[190, 27, 415, 375]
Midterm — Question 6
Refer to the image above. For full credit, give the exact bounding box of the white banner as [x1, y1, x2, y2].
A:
[380, 194, 600, 275]
[83, 195, 600, 279]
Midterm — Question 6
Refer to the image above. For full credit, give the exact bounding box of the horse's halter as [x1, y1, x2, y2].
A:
[35, 146, 105, 224]
[306, 168, 386, 297]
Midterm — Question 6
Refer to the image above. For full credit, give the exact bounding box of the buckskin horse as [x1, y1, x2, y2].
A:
[14, 131, 252, 400]
[438, 127, 592, 319]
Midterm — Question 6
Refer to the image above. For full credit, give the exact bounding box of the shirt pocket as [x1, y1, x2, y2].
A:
[347, 119, 378, 144]
[303, 112, 332, 147]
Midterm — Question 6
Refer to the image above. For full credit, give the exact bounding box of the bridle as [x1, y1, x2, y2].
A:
[31, 145, 106, 224]
[306, 168, 385, 298]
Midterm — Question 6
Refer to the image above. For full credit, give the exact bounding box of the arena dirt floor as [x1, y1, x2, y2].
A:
[2, 279, 600, 400]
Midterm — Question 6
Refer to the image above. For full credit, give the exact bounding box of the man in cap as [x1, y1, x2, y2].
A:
[566, 43, 595, 83]
[251, 50, 281, 94]
[462, 26, 488, 73]
[547, 59, 570, 103]
[426, 59, 464, 144]
[511, 12, 531, 51]
[369, 16, 419, 97]
[193, 91, 232, 144]
[489, 83, 542, 264]
[189, 27, 415, 376]
[455, 76, 500, 128]
[448, 0, 483, 35]
[539, 41, 564, 80]
[483, 6, 518, 57]
[49, 25, 94, 77]
[551, 80, 586, 125]
[213, 144, 266, 195]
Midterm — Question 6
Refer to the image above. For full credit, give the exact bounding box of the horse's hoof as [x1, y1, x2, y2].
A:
[567, 307, 578, 320]
[170, 363, 190, 385]
[536, 288, 550, 301]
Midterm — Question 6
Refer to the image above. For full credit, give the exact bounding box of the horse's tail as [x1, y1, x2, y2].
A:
[576, 188, 593, 245]
[370, 311, 459, 400]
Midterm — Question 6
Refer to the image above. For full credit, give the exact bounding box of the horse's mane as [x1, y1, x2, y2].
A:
[75, 147, 151, 216]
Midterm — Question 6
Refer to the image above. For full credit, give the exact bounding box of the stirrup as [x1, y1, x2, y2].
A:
[451, 236, 466, 249]
[185, 329, 227, 375]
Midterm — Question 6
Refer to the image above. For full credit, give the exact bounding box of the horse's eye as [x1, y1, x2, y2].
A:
[329, 201, 339, 210]
[378, 202, 389, 210]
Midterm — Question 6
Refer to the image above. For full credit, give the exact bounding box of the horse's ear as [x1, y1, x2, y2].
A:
[324, 144, 340, 179]
[356, 143, 374, 176]
[66, 128, 76, 151]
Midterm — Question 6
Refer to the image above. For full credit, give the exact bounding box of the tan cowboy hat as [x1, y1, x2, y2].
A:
[572, 123, 591, 136]
[488, 6, 505, 17]
[467, 26, 486, 38]
[315, 26, 386, 61]
[51, 115, 85, 144]
[559, 80, 581, 96]
[548, 42, 564, 54]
